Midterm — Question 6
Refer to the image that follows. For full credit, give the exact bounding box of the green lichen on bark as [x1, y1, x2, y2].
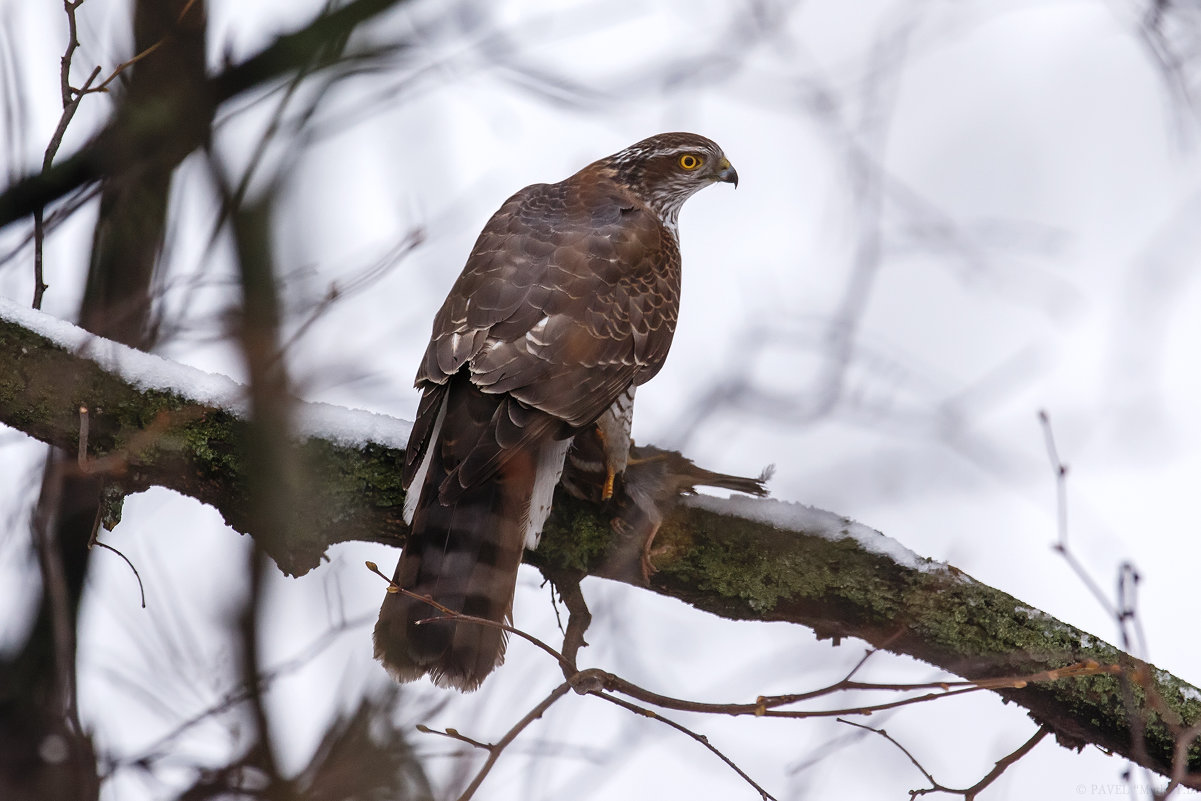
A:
[0, 312, 408, 574]
[533, 493, 1201, 780]
[533, 491, 615, 572]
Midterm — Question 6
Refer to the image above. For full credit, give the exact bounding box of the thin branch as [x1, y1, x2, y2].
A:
[596, 692, 778, 801]
[76, 404, 89, 466]
[89, 537, 147, 609]
[1117, 561, 1150, 659]
[33, 0, 102, 309]
[58, 0, 83, 107]
[840, 718, 1050, 800]
[452, 682, 572, 801]
[30, 461, 89, 761]
[591, 661, 1120, 722]
[370, 560, 1114, 722]
[1039, 410, 1171, 782]
[1038, 409, 1118, 617]
[90, 41, 164, 94]
[954, 726, 1051, 800]
[1165, 720, 1201, 798]
[538, 565, 592, 677]
[83, 0, 205, 96]
[839, 717, 937, 787]
[415, 724, 492, 752]
[239, 546, 285, 786]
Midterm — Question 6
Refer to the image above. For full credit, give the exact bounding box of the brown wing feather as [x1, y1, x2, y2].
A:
[407, 170, 680, 496]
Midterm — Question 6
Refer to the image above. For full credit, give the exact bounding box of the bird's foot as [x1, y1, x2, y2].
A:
[640, 521, 663, 583]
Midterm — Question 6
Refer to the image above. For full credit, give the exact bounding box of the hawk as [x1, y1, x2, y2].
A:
[374, 132, 738, 690]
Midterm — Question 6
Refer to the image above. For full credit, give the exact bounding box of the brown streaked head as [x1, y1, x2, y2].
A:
[596, 132, 737, 225]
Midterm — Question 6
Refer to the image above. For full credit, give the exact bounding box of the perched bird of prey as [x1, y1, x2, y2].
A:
[375, 132, 738, 691]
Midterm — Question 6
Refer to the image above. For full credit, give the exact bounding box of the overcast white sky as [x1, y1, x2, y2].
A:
[2, 0, 1200, 798]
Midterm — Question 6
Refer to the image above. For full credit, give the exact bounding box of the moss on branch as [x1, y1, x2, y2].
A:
[0, 312, 407, 575]
[535, 494, 1201, 784]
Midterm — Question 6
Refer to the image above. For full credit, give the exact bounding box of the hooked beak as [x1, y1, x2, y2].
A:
[715, 157, 738, 188]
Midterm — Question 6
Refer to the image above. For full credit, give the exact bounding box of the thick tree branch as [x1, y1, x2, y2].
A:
[0, 303, 1198, 784]
[540, 490, 1201, 782]
[0, 300, 407, 575]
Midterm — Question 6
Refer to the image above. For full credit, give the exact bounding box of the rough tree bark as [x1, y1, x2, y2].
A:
[1, 303, 1198, 788]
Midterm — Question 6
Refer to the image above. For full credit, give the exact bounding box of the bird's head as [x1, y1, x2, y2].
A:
[599, 132, 737, 226]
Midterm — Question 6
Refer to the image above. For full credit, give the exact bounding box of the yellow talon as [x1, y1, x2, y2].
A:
[602, 468, 615, 501]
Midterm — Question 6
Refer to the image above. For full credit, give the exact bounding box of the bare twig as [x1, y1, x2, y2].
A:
[85, 472, 148, 611]
[950, 726, 1051, 800]
[33, 0, 102, 309]
[839, 717, 937, 786]
[44, 65, 100, 158]
[1038, 410, 1118, 617]
[596, 692, 778, 801]
[371, 560, 781, 797]
[239, 546, 284, 786]
[538, 565, 592, 676]
[452, 682, 572, 801]
[1165, 720, 1201, 798]
[371, 559, 1113, 721]
[58, 0, 83, 106]
[277, 229, 425, 358]
[29, 461, 89, 768]
[1117, 561, 1150, 658]
[1038, 410, 1182, 788]
[76, 405, 88, 466]
[89, 539, 147, 609]
[416, 723, 493, 751]
[840, 718, 1050, 799]
[86, 0, 205, 95]
[602, 661, 1119, 722]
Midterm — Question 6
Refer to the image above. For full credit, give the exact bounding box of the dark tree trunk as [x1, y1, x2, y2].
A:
[0, 3, 210, 798]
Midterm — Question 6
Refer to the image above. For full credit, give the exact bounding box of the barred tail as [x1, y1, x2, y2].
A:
[374, 436, 536, 691]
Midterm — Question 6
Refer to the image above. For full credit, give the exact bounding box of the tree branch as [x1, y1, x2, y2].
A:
[0, 298, 407, 575]
[0, 301, 1198, 783]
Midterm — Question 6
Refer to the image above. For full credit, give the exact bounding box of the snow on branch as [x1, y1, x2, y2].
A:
[0, 297, 410, 574]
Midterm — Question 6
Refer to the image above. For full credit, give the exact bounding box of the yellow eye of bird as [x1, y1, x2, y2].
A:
[679, 154, 703, 170]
